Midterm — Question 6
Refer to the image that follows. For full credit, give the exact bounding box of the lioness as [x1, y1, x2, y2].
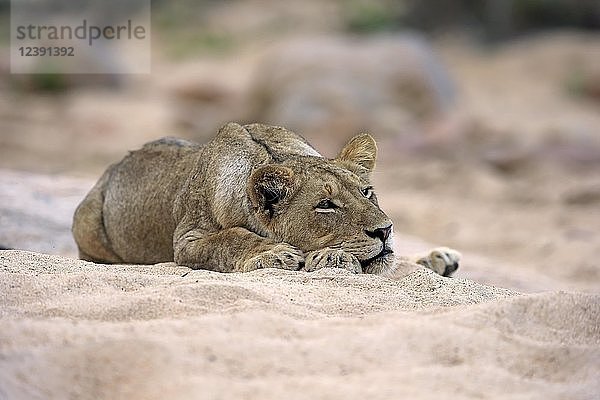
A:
[72, 122, 460, 276]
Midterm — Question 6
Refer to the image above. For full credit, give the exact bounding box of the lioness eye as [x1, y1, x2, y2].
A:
[315, 199, 337, 213]
[362, 187, 374, 198]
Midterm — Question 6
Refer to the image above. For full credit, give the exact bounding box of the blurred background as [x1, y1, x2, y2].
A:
[0, 0, 599, 292]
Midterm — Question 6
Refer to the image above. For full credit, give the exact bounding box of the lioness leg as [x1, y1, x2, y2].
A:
[412, 247, 461, 277]
[72, 169, 123, 264]
[174, 226, 304, 272]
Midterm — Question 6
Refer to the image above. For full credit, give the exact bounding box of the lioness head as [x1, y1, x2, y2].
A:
[248, 134, 394, 274]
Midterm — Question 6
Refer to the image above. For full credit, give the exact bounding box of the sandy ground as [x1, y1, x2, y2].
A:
[1, 250, 599, 400]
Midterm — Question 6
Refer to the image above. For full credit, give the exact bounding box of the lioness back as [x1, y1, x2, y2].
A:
[74, 138, 199, 264]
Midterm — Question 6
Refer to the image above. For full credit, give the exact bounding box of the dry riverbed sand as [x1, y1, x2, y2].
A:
[1, 250, 599, 399]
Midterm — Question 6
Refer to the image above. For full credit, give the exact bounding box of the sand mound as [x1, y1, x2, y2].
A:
[1, 250, 598, 399]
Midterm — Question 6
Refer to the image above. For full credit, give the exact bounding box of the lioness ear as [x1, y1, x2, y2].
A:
[337, 133, 377, 172]
[247, 165, 296, 218]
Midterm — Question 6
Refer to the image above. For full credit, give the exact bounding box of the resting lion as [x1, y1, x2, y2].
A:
[72, 122, 460, 276]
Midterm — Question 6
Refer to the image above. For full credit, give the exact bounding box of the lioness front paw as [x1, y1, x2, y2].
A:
[303, 248, 362, 274]
[416, 247, 461, 277]
[242, 244, 304, 272]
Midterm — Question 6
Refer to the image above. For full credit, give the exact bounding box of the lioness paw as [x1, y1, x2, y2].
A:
[416, 247, 461, 277]
[303, 248, 362, 274]
[242, 244, 304, 272]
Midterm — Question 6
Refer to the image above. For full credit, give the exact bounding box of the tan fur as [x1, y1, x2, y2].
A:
[72, 122, 459, 276]
[414, 247, 462, 277]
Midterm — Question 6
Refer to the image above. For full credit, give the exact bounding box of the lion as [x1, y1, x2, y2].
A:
[72, 122, 460, 276]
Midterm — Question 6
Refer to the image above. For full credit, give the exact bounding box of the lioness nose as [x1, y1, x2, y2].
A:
[366, 224, 392, 243]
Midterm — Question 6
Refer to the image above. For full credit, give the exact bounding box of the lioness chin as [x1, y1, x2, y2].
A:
[72, 122, 459, 276]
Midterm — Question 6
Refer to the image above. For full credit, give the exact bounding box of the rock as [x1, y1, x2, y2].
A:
[248, 34, 456, 153]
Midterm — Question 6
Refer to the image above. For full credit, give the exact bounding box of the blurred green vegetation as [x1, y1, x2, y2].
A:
[157, 30, 236, 59]
[341, 0, 599, 39]
[344, 0, 402, 33]
[153, 0, 238, 58]
[0, 2, 8, 45]
[564, 67, 600, 102]
[10, 65, 69, 93]
[26, 71, 68, 92]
